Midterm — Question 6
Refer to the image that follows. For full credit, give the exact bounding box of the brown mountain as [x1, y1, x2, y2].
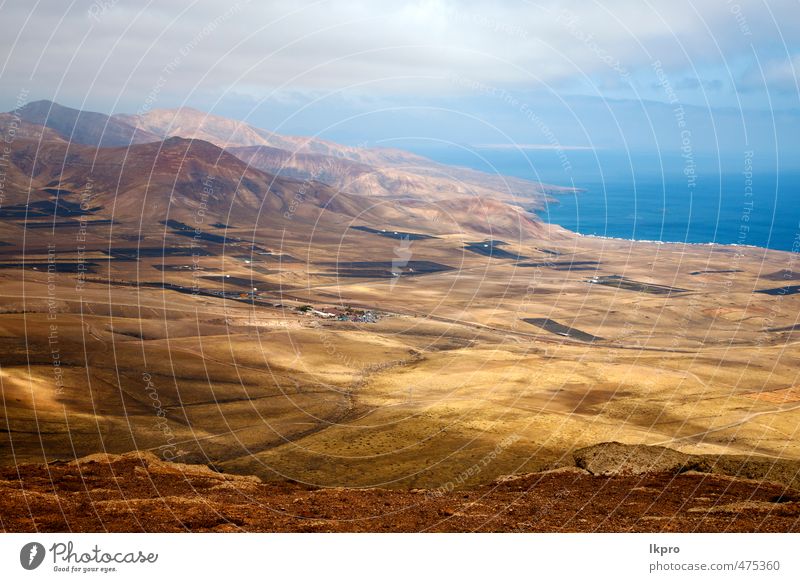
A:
[5, 133, 528, 239]
[116, 107, 270, 149]
[227, 144, 565, 213]
[15, 100, 160, 147]
[4, 135, 363, 229]
[0, 112, 66, 143]
[118, 107, 572, 208]
[3, 102, 564, 239]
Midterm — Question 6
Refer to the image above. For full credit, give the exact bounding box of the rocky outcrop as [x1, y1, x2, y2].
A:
[572, 442, 800, 491]
[1, 449, 799, 532]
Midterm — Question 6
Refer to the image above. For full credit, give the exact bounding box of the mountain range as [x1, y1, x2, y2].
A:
[1, 100, 569, 239]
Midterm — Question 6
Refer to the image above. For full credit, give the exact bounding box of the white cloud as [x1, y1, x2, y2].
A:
[0, 0, 797, 109]
[754, 54, 800, 92]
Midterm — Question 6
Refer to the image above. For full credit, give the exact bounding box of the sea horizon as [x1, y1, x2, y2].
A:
[402, 144, 800, 253]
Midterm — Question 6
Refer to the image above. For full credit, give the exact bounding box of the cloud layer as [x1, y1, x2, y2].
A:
[0, 1, 797, 161]
[1, 0, 797, 107]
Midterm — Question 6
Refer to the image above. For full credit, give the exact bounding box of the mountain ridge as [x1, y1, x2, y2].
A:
[3, 100, 565, 239]
[15, 100, 161, 147]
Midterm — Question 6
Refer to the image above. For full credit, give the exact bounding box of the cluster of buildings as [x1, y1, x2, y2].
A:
[299, 306, 380, 323]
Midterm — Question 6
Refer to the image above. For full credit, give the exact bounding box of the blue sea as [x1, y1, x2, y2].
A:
[405, 146, 800, 253]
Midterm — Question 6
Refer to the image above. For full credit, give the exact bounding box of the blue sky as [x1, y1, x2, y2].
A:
[1, 1, 798, 163]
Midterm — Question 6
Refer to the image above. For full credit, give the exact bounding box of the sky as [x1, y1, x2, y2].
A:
[1, 0, 798, 166]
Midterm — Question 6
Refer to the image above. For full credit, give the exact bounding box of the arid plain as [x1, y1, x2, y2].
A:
[1, 102, 799, 530]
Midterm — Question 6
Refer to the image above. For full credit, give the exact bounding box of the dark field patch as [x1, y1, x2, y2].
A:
[689, 269, 743, 276]
[519, 260, 600, 271]
[589, 275, 688, 295]
[0, 262, 100, 273]
[110, 329, 147, 340]
[767, 323, 800, 332]
[544, 385, 630, 414]
[91, 279, 285, 306]
[319, 260, 454, 279]
[246, 264, 277, 275]
[25, 219, 115, 229]
[109, 247, 215, 259]
[760, 270, 800, 282]
[241, 253, 300, 263]
[0, 199, 100, 219]
[161, 219, 193, 231]
[153, 265, 220, 272]
[160, 220, 233, 244]
[756, 285, 800, 296]
[350, 225, 437, 240]
[201, 275, 276, 289]
[523, 318, 604, 342]
[172, 229, 229, 244]
[465, 240, 527, 260]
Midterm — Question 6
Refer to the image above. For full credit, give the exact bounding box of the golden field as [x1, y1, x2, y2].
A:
[3, 219, 798, 490]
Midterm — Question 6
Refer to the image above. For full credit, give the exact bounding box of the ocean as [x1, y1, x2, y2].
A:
[406, 146, 800, 253]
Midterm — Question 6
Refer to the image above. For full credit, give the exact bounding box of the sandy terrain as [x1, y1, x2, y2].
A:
[1, 105, 799, 531]
[2, 220, 799, 495]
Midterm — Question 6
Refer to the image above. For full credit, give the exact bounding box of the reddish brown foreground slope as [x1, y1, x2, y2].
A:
[1, 451, 799, 533]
